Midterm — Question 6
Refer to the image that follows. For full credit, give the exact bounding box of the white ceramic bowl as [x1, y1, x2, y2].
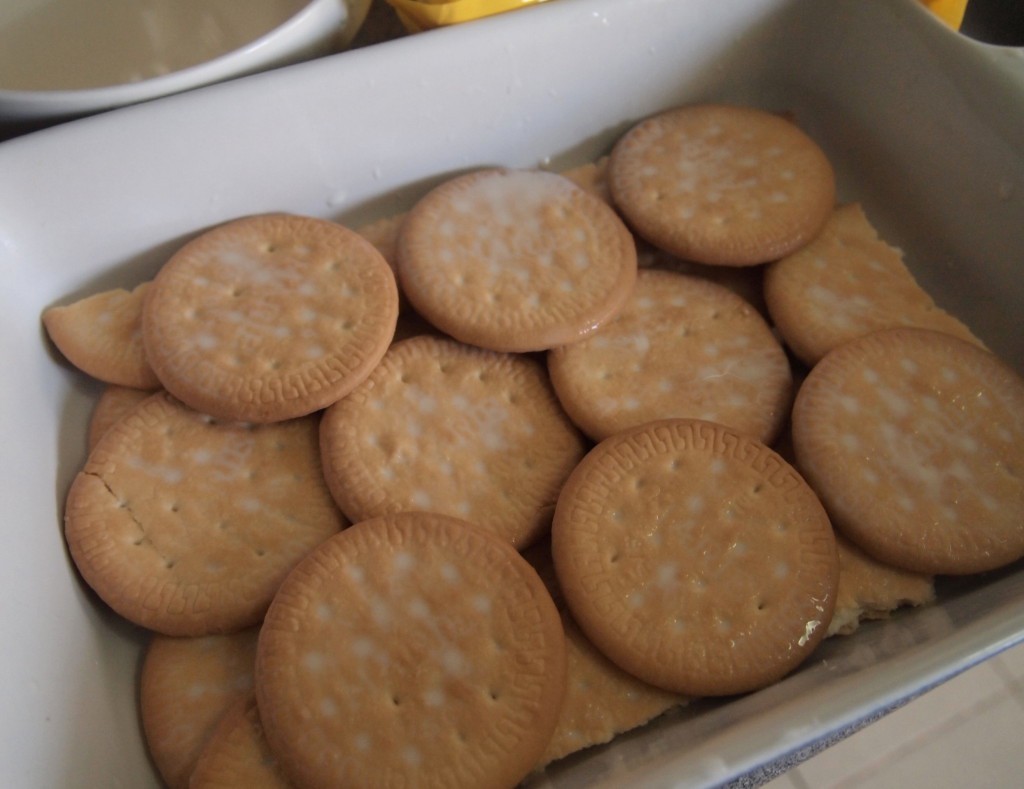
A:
[0, 0, 368, 127]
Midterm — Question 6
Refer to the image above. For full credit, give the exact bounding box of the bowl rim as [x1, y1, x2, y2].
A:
[0, 0, 349, 120]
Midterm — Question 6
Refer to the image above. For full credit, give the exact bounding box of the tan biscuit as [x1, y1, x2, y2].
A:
[764, 203, 983, 365]
[637, 238, 768, 318]
[391, 306, 445, 343]
[255, 512, 567, 789]
[523, 541, 687, 768]
[319, 334, 587, 550]
[140, 628, 260, 789]
[560, 156, 612, 205]
[396, 168, 637, 352]
[608, 104, 835, 266]
[87, 385, 157, 453]
[552, 419, 838, 696]
[548, 268, 792, 443]
[189, 693, 293, 789]
[792, 327, 1024, 575]
[355, 213, 405, 276]
[143, 213, 399, 423]
[42, 281, 161, 388]
[354, 157, 609, 285]
[64, 391, 345, 635]
[828, 533, 935, 637]
[357, 212, 412, 313]
[775, 416, 936, 637]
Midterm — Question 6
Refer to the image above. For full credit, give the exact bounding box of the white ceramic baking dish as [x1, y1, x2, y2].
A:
[1, 0, 1021, 785]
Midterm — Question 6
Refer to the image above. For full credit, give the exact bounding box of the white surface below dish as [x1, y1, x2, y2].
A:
[1, 0, 1023, 786]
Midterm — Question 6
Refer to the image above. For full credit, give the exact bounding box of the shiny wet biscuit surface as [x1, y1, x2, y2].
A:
[143, 213, 399, 423]
[552, 419, 838, 697]
[793, 327, 1024, 575]
[608, 104, 835, 266]
[255, 512, 567, 789]
[397, 168, 637, 352]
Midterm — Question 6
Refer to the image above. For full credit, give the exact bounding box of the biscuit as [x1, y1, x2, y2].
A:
[188, 693, 293, 789]
[87, 385, 157, 453]
[828, 533, 935, 637]
[637, 238, 768, 318]
[552, 419, 838, 696]
[357, 212, 411, 313]
[548, 268, 792, 443]
[352, 158, 610, 318]
[255, 512, 567, 789]
[64, 391, 345, 635]
[42, 282, 161, 389]
[792, 327, 1024, 575]
[560, 156, 612, 205]
[140, 627, 260, 789]
[523, 540, 687, 767]
[396, 168, 637, 352]
[764, 203, 983, 365]
[143, 213, 399, 423]
[319, 334, 587, 549]
[356, 213, 405, 278]
[608, 104, 835, 266]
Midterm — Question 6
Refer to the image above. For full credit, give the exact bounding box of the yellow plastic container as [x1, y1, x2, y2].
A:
[387, 0, 551, 33]
[389, 0, 967, 34]
[921, 0, 968, 28]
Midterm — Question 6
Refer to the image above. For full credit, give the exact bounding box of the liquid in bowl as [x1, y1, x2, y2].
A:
[0, 0, 313, 91]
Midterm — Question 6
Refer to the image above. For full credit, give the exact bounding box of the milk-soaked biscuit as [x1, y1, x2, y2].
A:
[793, 327, 1024, 575]
[608, 104, 835, 266]
[64, 392, 345, 635]
[189, 693, 293, 789]
[140, 628, 260, 789]
[397, 168, 637, 352]
[764, 203, 983, 365]
[42, 282, 161, 389]
[356, 213, 405, 277]
[552, 419, 838, 697]
[637, 239, 768, 318]
[87, 385, 157, 453]
[320, 334, 587, 549]
[523, 541, 687, 768]
[255, 512, 567, 789]
[560, 156, 612, 205]
[828, 533, 935, 637]
[143, 213, 399, 423]
[548, 269, 792, 443]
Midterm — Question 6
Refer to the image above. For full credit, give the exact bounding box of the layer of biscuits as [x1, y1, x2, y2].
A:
[44, 102, 1022, 788]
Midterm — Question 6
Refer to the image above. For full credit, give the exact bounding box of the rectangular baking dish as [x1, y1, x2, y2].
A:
[1, 0, 1022, 785]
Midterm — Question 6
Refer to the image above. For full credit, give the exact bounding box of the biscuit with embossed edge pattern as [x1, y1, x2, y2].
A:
[552, 418, 838, 697]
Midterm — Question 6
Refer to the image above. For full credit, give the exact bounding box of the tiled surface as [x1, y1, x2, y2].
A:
[763, 640, 1024, 788]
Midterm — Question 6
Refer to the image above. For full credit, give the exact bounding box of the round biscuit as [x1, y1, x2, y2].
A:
[140, 627, 260, 789]
[319, 334, 587, 549]
[552, 419, 838, 696]
[255, 512, 567, 789]
[64, 391, 346, 635]
[189, 693, 292, 789]
[637, 237, 768, 318]
[522, 541, 686, 767]
[608, 104, 836, 266]
[143, 213, 398, 423]
[87, 385, 157, 453]
[396, 168, 637, 352]
[792, 327, 1024, 575]
[548, 268, 792, 443]
[764, 203, 983, 365]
